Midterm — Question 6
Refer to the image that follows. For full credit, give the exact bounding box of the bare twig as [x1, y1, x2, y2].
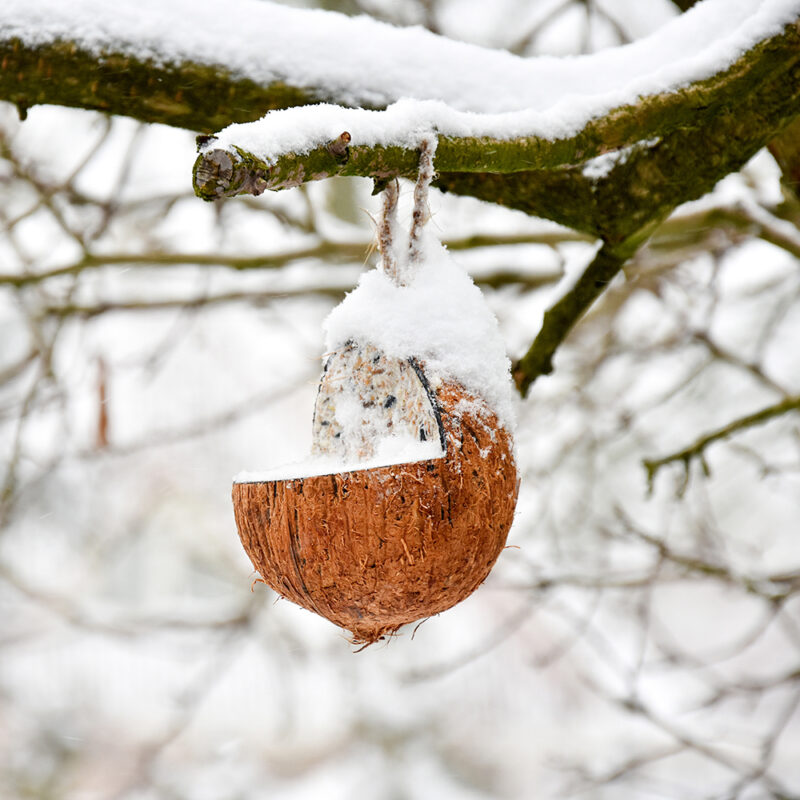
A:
[644, 395, 800, 492]
[513, 241, 636, 394]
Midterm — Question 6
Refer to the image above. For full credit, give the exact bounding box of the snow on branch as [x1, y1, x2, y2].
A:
[190, 9, 800, 225]
[186, 2, 800, 396]
[0, 1, 793, 115]
[1, 0, 798, 133]
[3, 0, 800, 225]
[4, 0, 800, 396]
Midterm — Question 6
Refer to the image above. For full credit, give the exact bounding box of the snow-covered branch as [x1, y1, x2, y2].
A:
[3, 0, 800, 227]
[190, 8, 800, 244]
[0, 1, 791, 123]
[4, 0, 800, 395]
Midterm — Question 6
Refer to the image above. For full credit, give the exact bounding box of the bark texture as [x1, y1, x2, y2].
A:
[0, 37, 319, 131]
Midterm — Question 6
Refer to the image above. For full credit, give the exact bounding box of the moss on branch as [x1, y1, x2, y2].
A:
[192, 21, 800, 221]
[0, 37, 319, 131]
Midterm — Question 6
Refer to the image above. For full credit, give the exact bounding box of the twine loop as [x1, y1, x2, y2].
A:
[377, 138, 438, 287]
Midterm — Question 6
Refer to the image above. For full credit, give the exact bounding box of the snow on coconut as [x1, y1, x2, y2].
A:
[232, 142, 519, 644]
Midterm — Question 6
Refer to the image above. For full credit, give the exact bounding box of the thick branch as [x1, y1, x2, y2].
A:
[3, 3, 799, 226]
[435, 33, 800, 241]
[193, 20, 800, 243]
[3, 1, 794, 139]
[0, 38, 317, 132]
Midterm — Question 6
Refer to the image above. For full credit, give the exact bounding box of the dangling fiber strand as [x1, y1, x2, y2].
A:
[378, 178, 401, 285]
[407, 138, 438, 269]
[377, 137, 438, 288]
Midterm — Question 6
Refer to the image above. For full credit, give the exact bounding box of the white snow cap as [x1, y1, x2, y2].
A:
[324, 233, 516, 433]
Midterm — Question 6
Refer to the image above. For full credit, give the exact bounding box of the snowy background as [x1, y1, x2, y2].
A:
[1, 1, 800, 799]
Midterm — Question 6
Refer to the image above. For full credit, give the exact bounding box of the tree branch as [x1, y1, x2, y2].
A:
[0, 37, 317, 131]
[435, 42, 800, 242]
[643, 395, 800, 492]
[5, 1, 800, 398]
[0, 230, 582, 287]
[769, 116, 800, 200]
[512, 238, 641, 395]
[671, 0, 800, 200]
[27, 268, 564, 319]
[192, 19, 800, 244]
[3, 3, 799, 233]
[2, 2, 799, 228]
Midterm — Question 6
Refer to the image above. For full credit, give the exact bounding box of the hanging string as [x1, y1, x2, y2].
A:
[407, 137, 437, 269]
[378, 136, 438, 288]
[378, 177, 400, 284]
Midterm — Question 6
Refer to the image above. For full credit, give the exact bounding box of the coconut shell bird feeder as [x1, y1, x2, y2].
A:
[233, 141, 518, 644]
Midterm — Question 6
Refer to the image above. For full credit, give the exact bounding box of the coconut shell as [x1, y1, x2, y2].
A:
[233, 359, 518, 644]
